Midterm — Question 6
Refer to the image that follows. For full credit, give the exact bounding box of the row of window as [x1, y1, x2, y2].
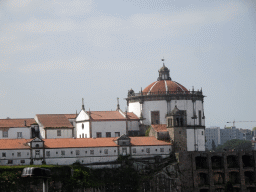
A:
[79, 132, 121, 138]
[2, 131, 22, 138]
[2, 152, 30, 157]
[1, 147, 167, 158]
[7, 160, 25, 164]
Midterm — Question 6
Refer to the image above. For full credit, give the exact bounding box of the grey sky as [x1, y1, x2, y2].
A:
[0, 0, 255, 129]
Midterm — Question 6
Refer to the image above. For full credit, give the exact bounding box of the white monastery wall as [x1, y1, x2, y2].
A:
[130, 145, 171, 159]
[128, 102, 141, 118]
[91, 121, 126, 138]
[0, 149, 30, 165]
[46, 129, 73, 139]
[0, 127, 31, 139]
[77, 122, 90, 138]
[142, 100, 167, 125]
[76, 110, 89, 121]
[186, 129, 205, 151]
[127, 121, 140, 131]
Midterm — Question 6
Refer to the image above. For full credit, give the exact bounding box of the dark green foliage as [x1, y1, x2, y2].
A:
[145, 126, 151, 136]
[216, 139, 252, 152]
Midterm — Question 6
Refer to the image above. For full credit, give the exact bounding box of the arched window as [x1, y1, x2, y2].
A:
[82, 124, 84, 129]
[35, 144, 39, 148]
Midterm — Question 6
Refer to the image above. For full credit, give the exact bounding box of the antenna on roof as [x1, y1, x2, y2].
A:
[116, 97, 120, 111]
[82, 98, 85, 110]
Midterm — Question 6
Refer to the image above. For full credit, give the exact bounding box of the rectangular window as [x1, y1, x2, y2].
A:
[2, 152, 6, 157]
[57, 130, 61, 136]
[146, 148, 150, 153]
[76, 150, 80, 155]
[85, 134, 87, 138]
[61, 151, 65, 155]
[8, 160, 13, 164]
[35, 150, 40, 156]
[104, 149, 108, 154]
[151, 111, 160, 125]
[106, 132, 111, 137]
[56, 151, 58, 154]
[12, 153, 14, 156]
[133, 148, 136, 153]
[96, 132, 102, 138]
[17, 132, 22, 138]
[160, 148, 164, 152]
[3, 131, 8, 138]
[17, 152, 21, 157]
[90, 150, 94, 155]
[20, 160, 25, 164]
[82, 133, 84, 138]
[141, 149, 144, 152]
[71, 151, 73, 154]
[46, 151, 50, 156]
[202, 131, 204, 135]
[115, 132, 120, 137]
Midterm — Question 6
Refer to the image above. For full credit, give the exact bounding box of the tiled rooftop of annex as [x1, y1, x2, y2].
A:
[0, 137, 171, 149]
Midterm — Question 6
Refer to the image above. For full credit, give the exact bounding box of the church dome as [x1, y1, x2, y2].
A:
[143, 80, 188, 94]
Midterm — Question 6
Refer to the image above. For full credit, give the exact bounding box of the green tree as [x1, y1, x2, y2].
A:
[216, 139, 252, 152]
[252, 127, 256, 131]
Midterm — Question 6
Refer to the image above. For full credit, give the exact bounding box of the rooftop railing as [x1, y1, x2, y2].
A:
[130, 90, 203, 97]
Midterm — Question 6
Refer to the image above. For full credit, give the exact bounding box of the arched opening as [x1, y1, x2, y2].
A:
[242, 155, 254, 167]
[213, 172, 224, 185]
[196, 156, 208, 169]
[198, 173, 209, 186]
[35, 144, 39, 148]
[229, 172, 240, 184]
[244, 171, 255, 184]
[227, 155, 239, 168]
[211, 156, 223, 169]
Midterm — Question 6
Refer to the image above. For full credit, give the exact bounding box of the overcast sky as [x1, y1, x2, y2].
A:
[0, 0, 255, 129]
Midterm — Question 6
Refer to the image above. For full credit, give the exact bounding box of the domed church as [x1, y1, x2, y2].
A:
[126, 60, 206, 151]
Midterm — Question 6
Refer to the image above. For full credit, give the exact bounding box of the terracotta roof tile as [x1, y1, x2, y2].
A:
[36, 114, 73, 128]
[0, 118, 36, 128]
[87, 111, 138, 121]
[0, 137, 171, 149]
[0, 139, 31, 150]
[64, 114, 77, 119]
[151, 124, 168, 132]
[130, 136, 171, 146]
[143, 80, 188, 94]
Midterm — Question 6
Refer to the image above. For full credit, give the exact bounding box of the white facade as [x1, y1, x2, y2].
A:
[76, 110, 140, 138]
[0, 137, 172, 167]
[0, 127, 31, 139]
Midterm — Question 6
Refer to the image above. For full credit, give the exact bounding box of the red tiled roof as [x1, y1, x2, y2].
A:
[0, 139, 31, 150]
[0, 118, 36, 128]
[130, 137, 171, 146]
[143, 80, 188, 94]
[87, 111, 139, 121]
[64, 114, 77, 119]
[0, 137, 171, 149]
[43, 137, 118, 148]
[36, 114, 73, 128]
[151, 124, 168, 132]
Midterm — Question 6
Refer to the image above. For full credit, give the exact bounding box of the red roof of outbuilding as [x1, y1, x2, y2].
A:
[88, 111, 139, 121]
[0, 139, 31, 150]
[0, 118, 36, 128]
[36, 114, 73, 128]
[151, 124, 168, 132]
[143, 80, 188, 94]
[0, 137, 171, 149]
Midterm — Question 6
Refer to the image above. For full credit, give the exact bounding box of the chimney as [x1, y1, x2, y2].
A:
[24, 120, 26, 126]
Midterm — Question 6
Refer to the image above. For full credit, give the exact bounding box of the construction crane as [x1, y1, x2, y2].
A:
[226, 120, 256, 127]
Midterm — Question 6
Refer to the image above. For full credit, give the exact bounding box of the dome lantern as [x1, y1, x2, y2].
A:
[157, 58, 171, 81]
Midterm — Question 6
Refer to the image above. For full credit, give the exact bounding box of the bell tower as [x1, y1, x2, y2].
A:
[166, 105, 187, 152]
